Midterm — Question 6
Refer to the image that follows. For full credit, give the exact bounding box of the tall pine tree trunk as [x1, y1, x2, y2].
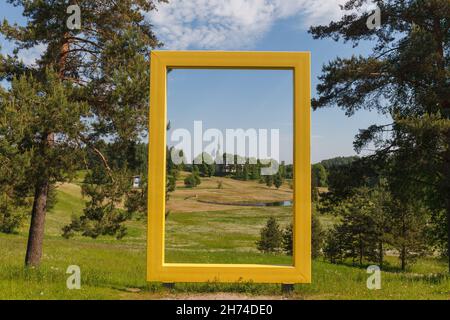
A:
[378, 241, 383, 269]
[25, 176, 50, 266]
[25, 33, 69, 266]
[25, 132, 54, 266]
[401, 246, 406, 271]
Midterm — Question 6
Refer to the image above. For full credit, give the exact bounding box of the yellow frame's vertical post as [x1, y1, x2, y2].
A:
[147, 51, 311, 284]
[293, 54, 311, 283]
[147, 52, 167, 281]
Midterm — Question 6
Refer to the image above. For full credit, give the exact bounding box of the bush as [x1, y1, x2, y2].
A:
[311, 214, 325, 258]
[184, 174, 200, 188]
[0, 192, 29, 234]
[256, 217, 282, 253]
[323, 229, 344, 264]
[264, 175, 273, 188]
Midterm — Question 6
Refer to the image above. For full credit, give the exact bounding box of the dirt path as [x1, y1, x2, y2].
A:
[120, 291, 294, 300]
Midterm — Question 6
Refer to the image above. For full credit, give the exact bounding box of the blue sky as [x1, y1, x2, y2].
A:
[167, 69, 294, 163]
[0, 0, 389, 163]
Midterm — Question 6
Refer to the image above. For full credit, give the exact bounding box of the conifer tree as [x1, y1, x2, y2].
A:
[310, 0, 450, 269]
[0, 0, 163, 266]
[257, 217, 282, 253]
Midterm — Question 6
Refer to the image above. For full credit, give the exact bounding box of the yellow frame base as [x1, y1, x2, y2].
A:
[147, 51, 311, 284]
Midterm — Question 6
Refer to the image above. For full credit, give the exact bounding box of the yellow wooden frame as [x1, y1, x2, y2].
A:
[147, 51, 311, 284]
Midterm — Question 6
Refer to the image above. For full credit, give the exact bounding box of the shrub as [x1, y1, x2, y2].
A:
[273, 173, 283, 189]
[0, 205, 26, 234]
[184, 174, 201, 188]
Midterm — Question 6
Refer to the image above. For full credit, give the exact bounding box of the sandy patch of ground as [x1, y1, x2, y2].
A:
[119, 291, 292, 300]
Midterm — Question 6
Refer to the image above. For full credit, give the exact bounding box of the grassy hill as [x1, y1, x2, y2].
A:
[1, 175, 450, 300]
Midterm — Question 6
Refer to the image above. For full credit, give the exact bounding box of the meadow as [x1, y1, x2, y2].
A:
[1, 175, 450, 300]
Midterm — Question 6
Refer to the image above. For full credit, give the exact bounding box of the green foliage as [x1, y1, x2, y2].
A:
[256, 217, 282, 253]
[323, 186, 428, 269]
[310, 0, 450, 264]
[388, 200, 430, 270]
[195, 153, 216, 177]
[319, 156, 359, 170]
[62, 166, 131, 239]
[184, 172, 201, 188]
[125, 176, 148, 218]
[312, 163, 328, 187]
[282, 223, 293, 255]
[273, 173, 283, 189]
[0, 0, 162, 259]
[323, 188, 385, 266]
[242, 164, 249, 181]
[0, 70, 87, 237]
[323, 230, 344, 264]
[0, 198, 27, 234]
[264, 175, 273, 188]
[312, 187, 320, 203]
[125, 188, 147, 218]
[184, 167, 201, 188]
[0, 88, 33, 233]
[312, 214, 325, 259]
[217, 181, 223, 189]
[282, 214, 324, 258]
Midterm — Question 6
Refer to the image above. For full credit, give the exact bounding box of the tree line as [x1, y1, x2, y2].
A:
[309, 0, 449, 270]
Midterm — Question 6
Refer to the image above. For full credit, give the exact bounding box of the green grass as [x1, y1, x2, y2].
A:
[165, 207, 292, 265]
[1, 180, 450, 299]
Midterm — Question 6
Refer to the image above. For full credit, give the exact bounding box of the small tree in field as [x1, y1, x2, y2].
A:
[257, 217, 282, 253]
[273, 173, 283, 189]
[265, 175, 273, 188]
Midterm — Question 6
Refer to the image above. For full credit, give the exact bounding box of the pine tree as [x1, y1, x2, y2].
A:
[256, 217, 283, 253]
[2, 70, 88, 258]
[312, 163, 328, 188]
[265, 175, 273, 188]
[0, 86, 33, 233]
[388, 199, 429, 270]
[0, 0, 162, 266]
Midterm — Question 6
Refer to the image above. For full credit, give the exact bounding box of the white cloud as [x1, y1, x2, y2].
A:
[18, 44, 47, 66]
[147, 0, 347, 50]
[1, 36, 46, 66]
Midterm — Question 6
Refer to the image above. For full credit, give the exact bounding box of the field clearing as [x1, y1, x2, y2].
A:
[1, 177, 450, 299]
[167, 175, 293, 213]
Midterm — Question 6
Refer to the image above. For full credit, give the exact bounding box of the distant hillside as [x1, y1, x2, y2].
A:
[317, 156, 359, 169]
